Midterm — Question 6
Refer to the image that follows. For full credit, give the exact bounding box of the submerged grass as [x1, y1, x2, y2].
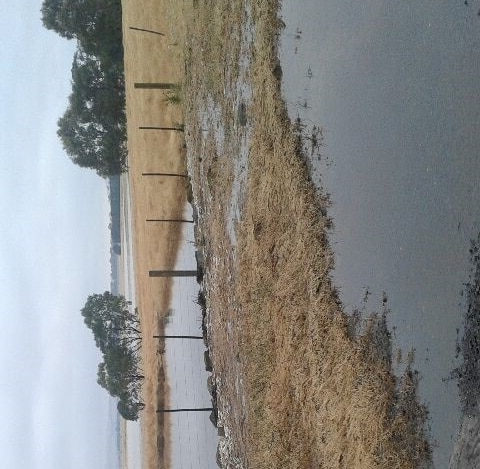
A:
[181, 0, 433, 468]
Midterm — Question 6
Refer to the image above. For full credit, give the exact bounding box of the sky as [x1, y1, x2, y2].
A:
[0, 2, 118, 468]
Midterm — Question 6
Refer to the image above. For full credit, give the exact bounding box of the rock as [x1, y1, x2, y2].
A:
[216, 445, 223, 467]
[209, 407, 218, 427]
[204, 350, 213, 371]
[207, 375, 217, 396]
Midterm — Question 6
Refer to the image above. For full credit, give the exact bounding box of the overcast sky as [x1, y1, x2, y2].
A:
[0, 2, 118, 468]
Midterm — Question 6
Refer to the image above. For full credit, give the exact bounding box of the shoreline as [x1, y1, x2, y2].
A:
[184, 1, 432, 467]
[121, 0, 434, 467]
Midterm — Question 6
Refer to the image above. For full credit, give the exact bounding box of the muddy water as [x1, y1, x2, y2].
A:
[279, 1, 480, 467]
[164, 216, 218, 468]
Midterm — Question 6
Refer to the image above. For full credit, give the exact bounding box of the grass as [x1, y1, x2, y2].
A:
[183, 0, 433, 468]
[121, 0, 434, 467]
[120, 0, 189, 467]
[163, 84, 183, 105]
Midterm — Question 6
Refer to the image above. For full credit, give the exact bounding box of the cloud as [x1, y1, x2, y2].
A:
[0, 2, 116, 467]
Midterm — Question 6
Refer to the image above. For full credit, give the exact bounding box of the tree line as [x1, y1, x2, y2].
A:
[81, 292, 144, 420]
[41, 0, 127, 176]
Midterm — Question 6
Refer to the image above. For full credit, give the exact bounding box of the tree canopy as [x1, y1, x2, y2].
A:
[81, 292, 144, 420]
[41, 0, 127, 177]
[41, 0, 123, 60]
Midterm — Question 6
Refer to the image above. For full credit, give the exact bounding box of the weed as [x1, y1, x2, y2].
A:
[163, 84, 183, 105]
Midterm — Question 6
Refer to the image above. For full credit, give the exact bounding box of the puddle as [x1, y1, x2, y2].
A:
[226, 131, 250, 248]
[192, 5, 254, 251]
[225, 4, 254, 249]
[279, 1, 480, 467]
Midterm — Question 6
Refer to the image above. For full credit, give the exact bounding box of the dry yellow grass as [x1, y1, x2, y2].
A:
[121, 0, 189, 467]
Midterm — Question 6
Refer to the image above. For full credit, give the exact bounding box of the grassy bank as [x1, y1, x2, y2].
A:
[184, 0, 432, 468]
[121, 0, 433, 466]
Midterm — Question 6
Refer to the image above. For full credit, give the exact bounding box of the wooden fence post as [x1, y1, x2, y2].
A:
[129, 26, 165, 36]
[156, 408, 213, 413]
[149, 270, 198, 277]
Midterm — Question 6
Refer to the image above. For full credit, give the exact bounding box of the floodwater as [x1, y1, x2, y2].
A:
[279, 1, 480, 467]
[119, 182, 217, 468]
[164, 212, 218, 468]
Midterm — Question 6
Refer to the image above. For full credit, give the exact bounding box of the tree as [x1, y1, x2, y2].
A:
[41, 0, 75, 39]
[40, 0, 124, 61]
[41, 0, 127, 177]
[117, 400, 145, 421]
[56, 49, 127, 177]
[81, 292, 141, 349]
[82, 292, 144, 420]
[70, 50, 125, 123]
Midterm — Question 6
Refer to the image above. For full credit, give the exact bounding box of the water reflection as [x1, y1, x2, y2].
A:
[164, 218, 218, 468]
[280, 1, 480, 466]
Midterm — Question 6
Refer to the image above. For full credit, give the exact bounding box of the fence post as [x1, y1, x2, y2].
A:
[149, 270, 198, 277]
[153, 335, 203, 339]
[129, 26, 165, 36]
[139, 126, 184, 131]
[135, 82, 177, 89]
[142, 172, 188, 177]
[156, 408, 213, 413]
[146, 219, 194, 223]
